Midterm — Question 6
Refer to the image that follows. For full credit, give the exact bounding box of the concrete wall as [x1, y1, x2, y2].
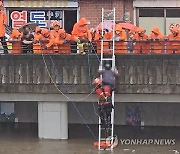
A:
[0, 54, 180, 95]
[4, 100, 180, 126]
[14, 102, 38, 123]
[68, 102, 180, 126]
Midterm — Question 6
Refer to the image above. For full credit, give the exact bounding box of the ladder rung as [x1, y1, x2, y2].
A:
[101, 58, 114, 61]
[100, 138, 108, 140]
[99, 148, 112, 151]
[103, 19, 114, 22]
[101, 49, 113, 51]
[102, 40, 113, 42]
[100, 127, 112, 130]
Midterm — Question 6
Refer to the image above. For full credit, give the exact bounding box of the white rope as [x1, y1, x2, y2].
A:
[41, 53, 98, 102]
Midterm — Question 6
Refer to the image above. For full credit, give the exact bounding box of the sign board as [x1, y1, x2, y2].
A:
[9, 10, 63, 29]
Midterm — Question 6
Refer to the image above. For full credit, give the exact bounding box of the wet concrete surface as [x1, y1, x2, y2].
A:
[0, 123, 180, 154]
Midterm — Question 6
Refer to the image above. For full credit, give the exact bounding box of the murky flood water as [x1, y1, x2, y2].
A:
[0, 123, 180, 154]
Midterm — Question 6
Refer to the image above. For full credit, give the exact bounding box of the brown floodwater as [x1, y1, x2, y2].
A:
[0, 123, 180, 154]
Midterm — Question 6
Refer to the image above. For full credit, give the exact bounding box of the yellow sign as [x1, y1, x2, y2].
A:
[4, 0, 78, 8]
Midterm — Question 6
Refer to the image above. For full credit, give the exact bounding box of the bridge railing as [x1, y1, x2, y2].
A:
[1, 40, 180, 54]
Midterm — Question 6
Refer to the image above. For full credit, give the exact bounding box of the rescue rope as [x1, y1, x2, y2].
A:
[41, 53, 97, 102]
[87, 50, 99, 117]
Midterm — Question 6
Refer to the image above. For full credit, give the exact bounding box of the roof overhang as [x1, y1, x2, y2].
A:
[133, 0, 180, 7]
[3, 0, 78, 8]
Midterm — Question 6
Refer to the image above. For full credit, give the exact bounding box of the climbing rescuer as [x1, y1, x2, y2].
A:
[93, 77, 113, 127]
[93, 77, 111, 103]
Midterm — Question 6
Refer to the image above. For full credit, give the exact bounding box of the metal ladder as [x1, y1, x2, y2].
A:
[98, 7, 116, 151]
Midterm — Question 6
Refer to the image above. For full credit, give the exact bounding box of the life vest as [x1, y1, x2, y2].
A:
[95, 85, 111, 99]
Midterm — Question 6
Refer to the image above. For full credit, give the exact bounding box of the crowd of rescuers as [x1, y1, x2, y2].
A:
[4, 17, 180, 54]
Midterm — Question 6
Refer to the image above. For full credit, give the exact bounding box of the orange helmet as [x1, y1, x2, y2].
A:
[93, 78, 102, 85]
[41, 28, 49, 35]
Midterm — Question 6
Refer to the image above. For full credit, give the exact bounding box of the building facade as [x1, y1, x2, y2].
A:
[3, 0, 133, 32]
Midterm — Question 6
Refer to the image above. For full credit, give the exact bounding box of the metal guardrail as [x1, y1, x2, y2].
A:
[0, 40, 180, 54]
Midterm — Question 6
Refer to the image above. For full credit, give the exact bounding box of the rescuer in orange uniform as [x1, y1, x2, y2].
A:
[149, 26, 164, 54]
[114, 24, 127, 54]
[133, 27, 149, 54]
[166, 25, 180, 54]
[0, 1, 8, 54]
[40, 28, 55, 54]
[9, 29, 23, 54]
[51, 20, 61, 53]
[71, 17, 92, 55]
[55, 29, 72, 54]
[94, 25, 112, 54]
[33, 26, 42, 54]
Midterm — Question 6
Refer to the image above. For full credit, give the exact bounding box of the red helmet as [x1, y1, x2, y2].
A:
[93, 78, 102, 85]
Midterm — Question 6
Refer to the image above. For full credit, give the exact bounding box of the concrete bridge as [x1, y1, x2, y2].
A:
[0, 54, 180, 139]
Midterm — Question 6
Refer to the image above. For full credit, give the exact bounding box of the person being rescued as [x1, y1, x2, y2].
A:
[133, 27, 149, 54]
[149, 26, 164, 54]
[113, 24, 128, 54]
[40, 28, 55, 54]
[71, 17, 92, 55]
[33, 26, 42, 54]
[98, 62, 118, 91]
[55, 29, 72, 54]
[166, 24, 180, 54]
[9, 29, 23, 54]
[94, 25, 112, 54]
[51, 20, 61, 53]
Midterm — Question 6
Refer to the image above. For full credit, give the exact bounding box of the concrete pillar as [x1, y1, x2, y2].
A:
[38, 101, 68, 139]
